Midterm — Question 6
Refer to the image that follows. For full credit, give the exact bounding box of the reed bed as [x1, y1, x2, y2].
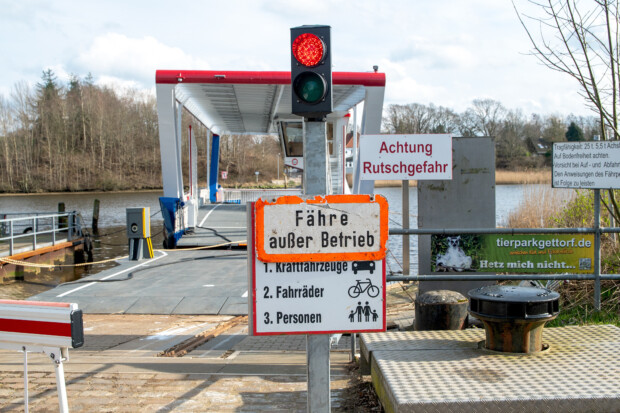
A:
[506, 185, 575, 228]
[495, 169, 551, 185]
[370, 169, 551, 187]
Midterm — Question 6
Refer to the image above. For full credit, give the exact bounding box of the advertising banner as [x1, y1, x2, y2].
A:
[431, 234, 595, 274]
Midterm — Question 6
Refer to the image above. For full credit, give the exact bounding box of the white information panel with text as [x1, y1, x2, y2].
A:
[553, 141, 620, 189]
[252, 254, 386, 335]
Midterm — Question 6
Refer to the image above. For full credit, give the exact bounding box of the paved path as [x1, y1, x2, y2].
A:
[0, 315, 359, 412]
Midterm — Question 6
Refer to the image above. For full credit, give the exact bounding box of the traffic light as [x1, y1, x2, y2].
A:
[290, 25, 332, 119]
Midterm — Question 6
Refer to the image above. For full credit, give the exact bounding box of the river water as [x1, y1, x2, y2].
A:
[0, 185, 544, 299]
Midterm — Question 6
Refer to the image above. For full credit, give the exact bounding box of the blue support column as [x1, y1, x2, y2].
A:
[209, 134, 220, 203]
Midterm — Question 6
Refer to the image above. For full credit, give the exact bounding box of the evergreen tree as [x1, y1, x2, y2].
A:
[565, 121, 584, 141]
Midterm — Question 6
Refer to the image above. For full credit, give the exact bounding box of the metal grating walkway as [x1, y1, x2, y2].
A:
[360, 325, 620, 412]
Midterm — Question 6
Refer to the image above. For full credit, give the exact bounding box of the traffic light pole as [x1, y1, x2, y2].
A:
[291, 24, 333, 412]
[303, 120, 331, 412]
[303, 121, 329, 194]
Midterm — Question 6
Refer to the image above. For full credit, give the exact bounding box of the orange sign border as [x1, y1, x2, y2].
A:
[255, 194, 388, 262]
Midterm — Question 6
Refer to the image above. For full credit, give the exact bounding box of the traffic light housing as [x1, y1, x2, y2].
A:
[290, 25, 332, 120]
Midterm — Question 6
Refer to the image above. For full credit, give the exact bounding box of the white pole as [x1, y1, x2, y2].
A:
[23, 348, 29, 413]
[53, 358, 69, 413]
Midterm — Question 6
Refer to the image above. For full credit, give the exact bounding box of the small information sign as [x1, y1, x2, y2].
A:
[359, 134, 452, 180]
[255, 194, 388, 263]
[251, 253, 386, 335]
[553, 141, 620, 189]
[285, 156, 304, 170]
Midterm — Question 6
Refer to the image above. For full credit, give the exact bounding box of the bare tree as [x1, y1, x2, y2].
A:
[542, 115, 566, 143]
[497, 109, 530, 168]
[469, 98, 507, 137]
[515, 0, 620, 221]
[383, 103, 459, 134]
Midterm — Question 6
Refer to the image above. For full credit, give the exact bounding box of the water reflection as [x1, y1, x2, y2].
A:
[0, 185, 536, 299]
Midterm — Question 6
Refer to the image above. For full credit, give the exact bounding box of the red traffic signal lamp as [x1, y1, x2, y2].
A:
[290, 25, 332, 120]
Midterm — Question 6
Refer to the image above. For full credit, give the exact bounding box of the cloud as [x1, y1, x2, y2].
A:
[74, 33, 210, 87]
[379, 60, 450, 105]
[261, 0, 334, 18]
[390, 36, 476, 70]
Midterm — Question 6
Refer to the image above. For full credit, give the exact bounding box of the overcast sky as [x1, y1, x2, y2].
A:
[0, 0, 593, 117]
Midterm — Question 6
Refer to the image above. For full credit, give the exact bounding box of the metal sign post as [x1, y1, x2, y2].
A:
[247, 120, 388, 412]
[552, 140, 620, 310]
[305, 120, 334, 413]
[249, 195, 387, 413]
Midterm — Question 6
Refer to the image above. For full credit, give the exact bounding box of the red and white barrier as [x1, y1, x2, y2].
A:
[0, 299, 84, 413]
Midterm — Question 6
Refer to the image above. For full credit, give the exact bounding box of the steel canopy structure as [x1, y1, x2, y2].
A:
[155, 69, 385, 241]
[156, 70, 385, 135]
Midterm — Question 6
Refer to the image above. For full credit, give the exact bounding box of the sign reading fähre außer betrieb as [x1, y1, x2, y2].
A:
[255, 194, 389, 263]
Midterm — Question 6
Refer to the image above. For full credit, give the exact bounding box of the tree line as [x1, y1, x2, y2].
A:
[0, 70, 600, 194]
[0, 70, 283, 193]
[382, 98, 597, 168]
[0, 70, 161, 193]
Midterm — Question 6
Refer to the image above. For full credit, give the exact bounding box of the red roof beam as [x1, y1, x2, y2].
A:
[156, 70, 385, 87]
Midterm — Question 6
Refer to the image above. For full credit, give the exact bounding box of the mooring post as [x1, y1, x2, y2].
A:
[58, 202, 67, 231]
[92, 199, 100, 235]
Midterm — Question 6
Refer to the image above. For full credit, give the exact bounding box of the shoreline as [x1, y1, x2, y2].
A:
[0, 170, 552, 195]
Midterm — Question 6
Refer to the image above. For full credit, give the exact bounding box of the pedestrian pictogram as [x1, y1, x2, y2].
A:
[348, 301, 379, 323]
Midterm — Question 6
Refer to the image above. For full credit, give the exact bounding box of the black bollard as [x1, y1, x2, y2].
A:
[414, 290, 469, 331]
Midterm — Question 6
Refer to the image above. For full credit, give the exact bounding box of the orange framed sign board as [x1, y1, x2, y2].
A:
[255, 194, 389, 263]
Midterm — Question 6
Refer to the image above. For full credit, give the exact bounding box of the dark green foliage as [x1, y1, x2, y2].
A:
[565, 121, 584, 141]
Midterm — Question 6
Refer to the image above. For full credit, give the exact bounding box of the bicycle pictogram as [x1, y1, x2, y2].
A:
[348, 278, 380, 298]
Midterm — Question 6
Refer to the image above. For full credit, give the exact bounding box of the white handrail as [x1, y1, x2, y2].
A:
[0, 212, 82, 256]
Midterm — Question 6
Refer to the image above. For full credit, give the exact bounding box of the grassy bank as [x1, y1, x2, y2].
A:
[507, 186, 620, 327]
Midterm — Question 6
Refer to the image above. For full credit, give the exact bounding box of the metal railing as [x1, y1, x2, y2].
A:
[0, 212, 83, 256]
[386, 225, 620, 310]
[222, 188, 302, 204]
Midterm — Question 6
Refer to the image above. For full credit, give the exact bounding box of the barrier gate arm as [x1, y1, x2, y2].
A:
[0, 300, 84, 413]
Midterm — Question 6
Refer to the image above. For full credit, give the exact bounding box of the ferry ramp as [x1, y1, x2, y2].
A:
[29, 204, 249, 315]
[177, 203, 247, 248]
